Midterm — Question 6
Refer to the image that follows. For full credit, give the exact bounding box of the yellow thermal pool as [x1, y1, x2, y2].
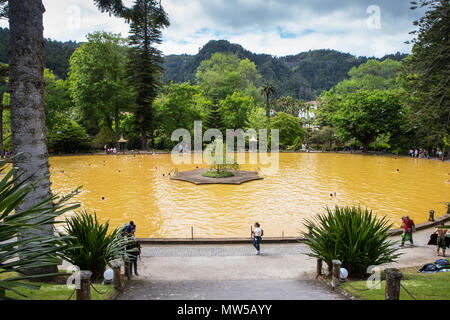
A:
[49, 153, 450, 238]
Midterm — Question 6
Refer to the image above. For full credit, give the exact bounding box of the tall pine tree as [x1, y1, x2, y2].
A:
[205, 103, 225, 135]
[404, 0, 449, 149]
[127, 0, 169, 150]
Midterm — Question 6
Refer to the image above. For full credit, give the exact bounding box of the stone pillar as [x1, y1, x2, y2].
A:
[111, 260, 123, 292]
[429, 210, 435, 222]
[76, 271, 92, 300]
[385, 268, 403, 300]
[332, 260, 342, 290]
[316, 259, 323, 278]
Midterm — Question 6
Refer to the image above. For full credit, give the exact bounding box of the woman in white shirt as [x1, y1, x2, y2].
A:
[252, 222, 264, 255]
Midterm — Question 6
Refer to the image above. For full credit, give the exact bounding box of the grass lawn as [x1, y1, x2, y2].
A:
[340, 266, 450, 300]
[1, 271, 115, 300]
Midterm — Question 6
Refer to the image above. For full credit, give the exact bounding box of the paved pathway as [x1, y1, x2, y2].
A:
[118, 227, 444, 300]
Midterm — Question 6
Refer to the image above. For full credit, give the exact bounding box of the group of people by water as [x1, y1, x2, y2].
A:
[409, 148, 446, 161]
[400, 215, 448, 257]
[104, 145, 118, 154]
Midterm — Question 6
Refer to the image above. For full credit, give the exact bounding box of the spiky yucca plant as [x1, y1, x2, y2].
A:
[0, 159, 79, 299]
[59, 211, 132, 280]
[302, 206, 401, 278]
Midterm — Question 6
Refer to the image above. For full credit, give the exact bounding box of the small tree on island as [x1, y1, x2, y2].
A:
[203, 139, 239, 178]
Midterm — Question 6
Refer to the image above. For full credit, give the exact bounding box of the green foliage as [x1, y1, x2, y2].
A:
[127, 0, 170, 150]
[155, 82, 203, 135]
[205, 140, 240, 175]
[269, 112, 305, 149]
[44, 69, 74, 132]
[0, 27, 80, 80]
[47, 119, 91, 154]
[335, 59, 402, 94]
[58, 210, 132, 280]
[311, 127, 336, 150]
[220, 92, 255, 130]
[163, 40, 405, 101]
[245, 107, 268, 132]
[205, 103, 225, 133]
[119, 113, 142, 150]
[321, 90, 403, 151]
[93, 126, 116, 149]
[261, 81, 277, 118]
[196, 52, 261, 102]
[341, 266, 450, 300]
[202, 170, 235, 178]
[275, 96, 302, 116]
[68, 31, 132, 135]
[302, 206, 401, 278]
[401, 0, 450, 150]
[0, 159, 80, 299]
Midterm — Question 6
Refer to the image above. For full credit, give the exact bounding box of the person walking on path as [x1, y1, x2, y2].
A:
[400, 216, 416, 247]
[252, 222, 264, 255]
[433, 222, 448, 257]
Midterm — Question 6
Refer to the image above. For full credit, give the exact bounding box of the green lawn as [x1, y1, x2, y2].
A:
[340, 267, 450, 300]
[1, 271, 115, 300]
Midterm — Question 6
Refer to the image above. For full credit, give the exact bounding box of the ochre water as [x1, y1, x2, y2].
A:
[49, 153, 450, 238]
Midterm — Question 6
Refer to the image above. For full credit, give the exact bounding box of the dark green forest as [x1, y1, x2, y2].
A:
[0, 28, 407, 100]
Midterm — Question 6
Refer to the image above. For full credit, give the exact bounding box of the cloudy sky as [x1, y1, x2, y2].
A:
[1, 0, 425, 57]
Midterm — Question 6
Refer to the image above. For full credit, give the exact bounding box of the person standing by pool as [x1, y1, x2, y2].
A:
[433, 222, 448, 257]
[127, 237, 141, 276]
[252, 222, 264, 255]
[400, 216, 415, 247]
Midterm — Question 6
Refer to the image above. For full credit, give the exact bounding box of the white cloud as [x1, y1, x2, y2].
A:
[0, 0, 423, 57]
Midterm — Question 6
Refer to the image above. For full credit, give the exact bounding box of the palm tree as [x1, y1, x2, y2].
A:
[8, 0, 60, 276]
[261, 81, 276, 122]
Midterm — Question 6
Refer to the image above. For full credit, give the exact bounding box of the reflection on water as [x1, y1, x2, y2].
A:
[49, 153, 450, 238]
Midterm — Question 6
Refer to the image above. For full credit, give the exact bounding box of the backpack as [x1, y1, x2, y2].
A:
[419, 263, 438, 273]
[435, 259, 449, 268]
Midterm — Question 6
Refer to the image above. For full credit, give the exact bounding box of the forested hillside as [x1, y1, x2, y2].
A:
[162, 40, 408, 100]
[0, 28, 407, 100]
[0, 27, 79, 80]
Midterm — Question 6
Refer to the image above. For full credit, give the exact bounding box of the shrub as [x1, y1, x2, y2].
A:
[58, 211, 132, 280]
[302, 206, 401, 278]
[202, 170, 235, 178]
[0, 158, 79, 299]
[47, 119, 91, 154]
[92, 126, 116, 149]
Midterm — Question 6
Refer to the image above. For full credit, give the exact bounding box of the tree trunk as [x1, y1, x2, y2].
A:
[115, 105, 120, 148]
[9, 0, 57, 276]
[141, 128, 148, 151]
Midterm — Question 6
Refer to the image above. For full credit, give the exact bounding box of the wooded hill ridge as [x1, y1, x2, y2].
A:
[0, 28, 408, 100]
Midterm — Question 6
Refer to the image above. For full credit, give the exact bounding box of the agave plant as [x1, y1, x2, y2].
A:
[302, 206, 401, 278]
[59, 210, 132, 280]
[0, 159, 80, 299]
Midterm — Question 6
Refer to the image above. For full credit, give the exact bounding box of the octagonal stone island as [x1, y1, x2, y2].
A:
[170, 169, 263, 185]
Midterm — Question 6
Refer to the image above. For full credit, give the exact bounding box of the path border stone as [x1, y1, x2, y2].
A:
[137, 214, 450, 245]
